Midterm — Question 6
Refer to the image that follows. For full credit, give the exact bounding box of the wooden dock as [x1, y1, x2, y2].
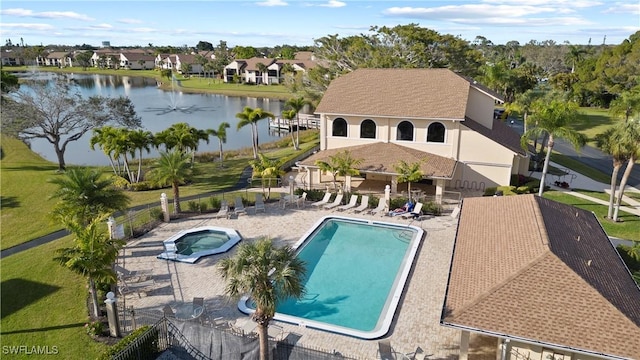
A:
[269, 114, 320, 131]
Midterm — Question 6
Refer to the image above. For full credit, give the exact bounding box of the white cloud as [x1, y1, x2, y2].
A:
[255, 0, 288, 6]
[318, 0, 347, 8]
[0, 23, 55, 31]
[384, 4, 559, 19]
[131, 27, 158, 33]
[118, 18, 143, 24]
[0, 8, 94, 21]
[603, 2, 640, 14]
[0, 8, 34, 16]
[89, 23, 113, 30]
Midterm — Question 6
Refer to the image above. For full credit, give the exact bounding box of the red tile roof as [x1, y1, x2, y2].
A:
[443, 194, 640, 359]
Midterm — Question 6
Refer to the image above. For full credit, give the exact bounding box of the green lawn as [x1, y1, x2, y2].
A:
[550, 152, 612, 184]
[543, 191, 640, 241]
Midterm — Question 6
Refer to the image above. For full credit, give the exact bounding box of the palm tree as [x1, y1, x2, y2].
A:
[155, 123, 209, 163]
[236, 107, 275, 159]
[147, 150, 193, 214]
[49, 167, 130, 226]
[250, 153, 284, 199]
[315, 150, 363, 191]
[505, 89, 543, 134]
[284, 96, 309, 150]
[612, 121, 640, 221]
[256, 62, 268, 84]
[128, 129, 154, 183]
[520, 100, 587, 196]
[54, 214, 124, 318]
[394, 160, 423, 201]
[218, 238, 306, 360]
[609, 87, 640, 123]
[566, 44, 587, 73]
[280, 109, 297, 149]
[90, 126, 120, 176]
[207, 122, 231, 166]
[594, 126, 630, 219]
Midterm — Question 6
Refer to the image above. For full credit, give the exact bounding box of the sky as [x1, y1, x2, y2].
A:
[0, 0, 639, 48]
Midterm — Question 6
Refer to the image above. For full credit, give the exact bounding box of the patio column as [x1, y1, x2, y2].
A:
[391, 176, 398, 194]
[306, 167, 312, 190]
[344, 175, 352, 192]
[435, 179, 445, 204]
[459, 330, 470, 360]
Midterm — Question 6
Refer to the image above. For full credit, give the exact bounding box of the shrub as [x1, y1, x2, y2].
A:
[150, 208, 164, 221]
[99, 325, 159, 360]
[186, 201, 199, 212]
[209, 196, 221, 210]
[85, 320, 104, 337]
[199, 202, 208, 212]
[111, 176, 130, 190]
[484, 187, 497, 196]
[130, 182, 151, 191]
[423, 201, 443, 216]
[390, 197, 409, 210]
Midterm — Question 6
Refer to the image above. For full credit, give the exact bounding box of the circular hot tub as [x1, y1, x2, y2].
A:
[157, 226, 242, 263]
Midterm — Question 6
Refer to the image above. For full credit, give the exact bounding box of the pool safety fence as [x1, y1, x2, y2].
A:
[116, 307, 362, 360]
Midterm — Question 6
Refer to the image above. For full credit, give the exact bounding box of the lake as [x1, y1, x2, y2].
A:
[18, 72, 290, 166]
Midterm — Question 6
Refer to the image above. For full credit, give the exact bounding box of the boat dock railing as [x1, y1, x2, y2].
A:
[269, 113, 320, 131]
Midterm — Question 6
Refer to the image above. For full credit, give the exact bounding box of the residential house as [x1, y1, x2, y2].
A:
[41, 51, 72, 67]
[120, 52, 156, 70]
[223, 57, 276, 84]
[266, 58, 317, 84]
[297, 68, 529, 200]
[442, 194, 640, 360]
[174, 54, 201, 75]
[91, 49, 121, 68]
[1, 49, 24, 66]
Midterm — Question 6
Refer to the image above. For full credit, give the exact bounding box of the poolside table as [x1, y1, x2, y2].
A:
[174, 303, 204, 321]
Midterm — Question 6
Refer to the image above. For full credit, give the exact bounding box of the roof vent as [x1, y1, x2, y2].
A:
[576, 235, 580, 242]
[575, 211, 579, 217]
[587, 259, 592, 267]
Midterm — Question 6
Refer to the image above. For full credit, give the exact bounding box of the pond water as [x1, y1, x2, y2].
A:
[18, 72, 289, 166]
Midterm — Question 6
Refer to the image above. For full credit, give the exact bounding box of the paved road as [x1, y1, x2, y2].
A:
[507, 118, 640, 187]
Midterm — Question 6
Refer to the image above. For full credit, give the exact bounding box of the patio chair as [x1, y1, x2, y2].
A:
[234, 197, 247, 216]
[401, 202, 423, 219]
[369, 198, 387, 216]
[296, 192, 308, 208]
[254, 193, 266, 213]
[193, 297, 204, 308]
[214, 200, 229, 219]
[352, 195, 369, 213]
[311, 192, 332, 208]
[118, 278, 156, 298]
[337, 195, 358, 211]
[323, 194, 344, 210]
[267, 324, 286, 341]
[377, 339, 394, 360]
[114, 264, 152, 281]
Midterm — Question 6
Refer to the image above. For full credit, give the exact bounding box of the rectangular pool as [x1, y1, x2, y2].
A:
[239, 215, 423, 339]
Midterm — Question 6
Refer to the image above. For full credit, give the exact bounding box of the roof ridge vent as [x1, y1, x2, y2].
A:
[576, 235, 580, 242]
[576, 211, 579, 217]
[587, 259, 592, 267]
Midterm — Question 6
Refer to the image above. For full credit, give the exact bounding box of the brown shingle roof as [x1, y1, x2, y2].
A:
[315, 68, 471, 119]
[298, 142, 457, 179]
[443, 195, 640, 358]
[236, 57, 276, 71]
[462, 117, 528, 156]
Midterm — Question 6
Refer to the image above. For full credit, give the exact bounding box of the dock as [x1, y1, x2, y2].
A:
[270, 114, 320, 131]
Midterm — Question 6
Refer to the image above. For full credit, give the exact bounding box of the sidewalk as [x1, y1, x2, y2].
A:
[531, 162, 640, 217]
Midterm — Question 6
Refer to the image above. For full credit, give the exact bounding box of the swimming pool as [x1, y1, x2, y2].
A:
[157, 226, 242, 263]
[238, 216, 423, 339]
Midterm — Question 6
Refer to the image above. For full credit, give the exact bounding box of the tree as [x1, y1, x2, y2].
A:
[611, 121, 640, 221]
[394, 160, 423, 201]
[207, 122, 231, 166]
[280, 109, 297, 149]
[284, 96, 309, 150]
[75, 51, 93, 70]
[128, 129, 154, 183]
[236, 107, 275, 159]
[195, 40, 214, 51]
[609, 87, 640, 122]
[154, 123, 209, 162]
[0, 70, 19, 95]
[256, 62, 268, 84]
[250, 153, 284, 199]
[1, 75, 141, 170]
[48, 167, 130, 226]
[218, 238, 306, 360]
[233, 45, 258, 59]
[147, 150, 193, 214]
[90, 126, 121, 176]
[594, 126, 630, 219]
[315, 150, 363, 191]
[565, 44, 587, 73]
[54, 214, 124, 318]
[520, 100, 587, 196]
[505, 89, 544, 134]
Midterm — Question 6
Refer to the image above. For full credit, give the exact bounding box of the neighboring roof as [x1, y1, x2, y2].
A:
[443, 195, 640, 359]
[297, 142, 457, 179]
[177, 54, 197, 64]
[462, 117, 528, 156]
[274, 59, 317, 70]
[121, 52, 156, 61]
[46, 52, 69, 59]
[315, 68, 474, 119]
[235, 57, 276, 71]
[294, 51, 314, 60]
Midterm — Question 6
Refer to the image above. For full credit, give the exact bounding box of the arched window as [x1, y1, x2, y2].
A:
[427, 122, 446, 143]
[396, 121, 414, 141]
[332, 118, 347, 137]
[360, 119, 376, 139]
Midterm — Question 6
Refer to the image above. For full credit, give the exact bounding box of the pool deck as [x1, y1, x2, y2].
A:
[118, 201, 461, 359]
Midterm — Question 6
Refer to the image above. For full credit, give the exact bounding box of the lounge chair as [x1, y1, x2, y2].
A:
[296, 192, 307, 208]
[234, 197, 247, 216]
[401, 202, 423, 219]
[323, 194, 344, 210]
[114, 264, 152, 281]
[311, 192, 332, 208]
[118, 278, 156, 298]
[352, 195, 369, 213]
[214, 200, 229, 219]
[254, 193, 266, 213]
[369, 198, 387, 216]
[377, 339, 394, 360]
[337, 195, 358, 211]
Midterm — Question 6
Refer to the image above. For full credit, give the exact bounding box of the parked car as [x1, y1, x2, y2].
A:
[493, 108, 506, 119]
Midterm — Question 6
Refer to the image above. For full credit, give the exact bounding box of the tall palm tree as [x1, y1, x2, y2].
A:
[236, 107, 275, 159]
[394, 160, 424, 201]
[49, 167, 130, 226]
[207, 122, 231, 166]
[280, 109, 297, 149]
[54, 214, 124, 318]
[566, 44, 587, 73]
[90, 126, 120, 176]
[284, 96, 309, 150]
[520, 100, 587, 196]
[250, 153, 284, 199]
[315, 150, 363, 191]
[147, 150, 193, 214]
[612, 121, 640, 221]
[218, 238, 306, 360]
[594, 126, 630, 219]
[128, 129, 154, 183]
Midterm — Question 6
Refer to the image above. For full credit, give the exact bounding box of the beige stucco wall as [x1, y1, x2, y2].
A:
[465, 88, 495, 129]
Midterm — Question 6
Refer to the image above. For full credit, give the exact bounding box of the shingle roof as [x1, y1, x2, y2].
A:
[236, 57, 276, 71]
[315, 68, 472, 119]
[297, 142, 457, 179]
[443, 195, 640, 359]
[462, 117, 527, 156]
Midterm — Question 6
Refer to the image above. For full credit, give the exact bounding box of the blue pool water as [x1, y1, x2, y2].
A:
[158, 226, 242, 264]
[239, 216, 423, 339]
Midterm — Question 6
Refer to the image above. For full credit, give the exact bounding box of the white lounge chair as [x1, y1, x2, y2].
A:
[324, 194, 344, 210]
[118, 278, 156, 298]
[402, 202, 423, 219]
[352, 195, 369, 213]
[254, 193, 266, 213]
[369, 198, 387, 216]
[296, 192, 307, 208]
[214, 200, 229, 219]
[311, 192, 332, 208]
[114, 264, 152, 281]
[337, 195, 358, 211]
[234, 197, 247, 216]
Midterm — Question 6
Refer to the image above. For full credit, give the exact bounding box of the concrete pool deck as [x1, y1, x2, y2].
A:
[118, 201, 461, 359]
